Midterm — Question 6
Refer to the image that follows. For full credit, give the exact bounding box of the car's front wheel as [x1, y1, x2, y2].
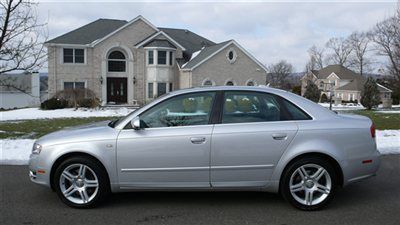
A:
[53, 156, 109, 208]
[280, 156, 338, 210]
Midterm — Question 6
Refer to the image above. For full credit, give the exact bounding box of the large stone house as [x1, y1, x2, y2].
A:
[45, 15, 268, 106]
[301, 65, 392, 106]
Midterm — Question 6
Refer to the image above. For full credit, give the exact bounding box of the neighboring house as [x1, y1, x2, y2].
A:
[45, 15, 268, 106]
[301, 65, 392, 106]
[0, 72, 45, 109]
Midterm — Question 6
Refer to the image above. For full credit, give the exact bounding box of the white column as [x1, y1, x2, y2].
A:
[101, 60, 107, 106]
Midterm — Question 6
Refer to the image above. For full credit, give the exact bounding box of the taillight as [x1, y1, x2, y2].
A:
[370, 123, 376, 138]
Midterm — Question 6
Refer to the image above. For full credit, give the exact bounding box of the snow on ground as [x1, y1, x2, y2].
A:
[1, 107, 134, 121]
[1, 130, 399, 165]
[319, 103, 400, 112]
[1, 139, 35, 165]
[376, 130, 400, 154]
[319, 103, 365, 110]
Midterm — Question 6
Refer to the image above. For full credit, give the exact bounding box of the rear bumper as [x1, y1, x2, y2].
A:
[343, 150, 380, 186]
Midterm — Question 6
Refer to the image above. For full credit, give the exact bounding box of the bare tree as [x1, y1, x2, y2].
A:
[0, 0, 47, 74]
[305, 45, 325, 72]
[369, 6, 400, 81]
[325, 37, 353, 66]
[266, 60, 293, 89]
[347, 31, 371, 76]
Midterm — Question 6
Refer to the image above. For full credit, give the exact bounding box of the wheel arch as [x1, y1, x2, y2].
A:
[49, 152, 111, 191]
[279, 152, 344, 190]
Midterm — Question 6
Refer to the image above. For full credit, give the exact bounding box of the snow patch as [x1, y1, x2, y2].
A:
[1, 130, 399, 165]
[1, 107, 134, 121]
[0, 139, 35, 165]
[376, 130, 400, 155]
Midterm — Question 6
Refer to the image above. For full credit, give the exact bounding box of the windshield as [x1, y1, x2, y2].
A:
[109, 92, 172, 128]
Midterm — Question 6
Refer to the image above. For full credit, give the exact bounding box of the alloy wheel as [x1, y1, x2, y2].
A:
[59, 164, 99, 204]
[289, 163, 332, 206]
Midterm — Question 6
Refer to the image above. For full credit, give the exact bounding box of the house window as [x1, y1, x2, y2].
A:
[169, 51, 173, 65]
[203, 79, 213, 86]
[246, 80, 256, 86]
[63, 48, 85, 64]
[169, 83, 173, 92]
[64, 82, 85, 90]
[226, 81, 234, 86]
[158, 82, 167, 96]
[319, 81, 324, 89]
[158, 51, 167, 64]
[108, 50, 126, 72]
[226, 48, 237, 63]
[148, 83, 153, 98]
[148, 50, 154, 65]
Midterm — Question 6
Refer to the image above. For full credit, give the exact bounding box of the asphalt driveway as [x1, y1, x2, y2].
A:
[1, 155, 399, 225]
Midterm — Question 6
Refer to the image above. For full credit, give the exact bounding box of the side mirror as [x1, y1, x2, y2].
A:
[131, 116, 141, 130]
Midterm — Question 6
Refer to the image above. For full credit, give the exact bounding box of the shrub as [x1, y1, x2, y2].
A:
[77, 98, 100, 108]
[291, 85, 301, 95]
[303, 81, 321, 103]
[54, 88, 98, 108]
[361, 77, 381, 110]
[40, 98, 68, 110]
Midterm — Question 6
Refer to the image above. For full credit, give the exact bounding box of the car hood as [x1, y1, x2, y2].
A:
[37, 121, 119, 147]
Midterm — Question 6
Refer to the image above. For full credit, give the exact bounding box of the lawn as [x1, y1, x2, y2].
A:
[0, 117, 117, 139]
[339, 110, 400, 130]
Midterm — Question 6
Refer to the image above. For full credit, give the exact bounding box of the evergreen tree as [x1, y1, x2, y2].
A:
[361, 77, 381, 110]
[303, 81, 321, 103]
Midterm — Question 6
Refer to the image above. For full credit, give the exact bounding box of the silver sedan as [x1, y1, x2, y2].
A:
[29, 86, 380, 210]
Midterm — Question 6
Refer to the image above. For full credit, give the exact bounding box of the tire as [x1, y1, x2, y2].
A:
[53, 156, 110, 208]
[280, 156, 338, 211]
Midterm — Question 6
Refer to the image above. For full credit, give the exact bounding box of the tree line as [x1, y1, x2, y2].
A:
[266, 4, 400, 106]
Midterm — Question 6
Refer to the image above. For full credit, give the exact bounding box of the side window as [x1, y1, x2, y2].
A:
[140, 92, 216, 128]
[281, 99, 311, 120]
[222, 92, 263, 124]
[221, 91, 285, 124]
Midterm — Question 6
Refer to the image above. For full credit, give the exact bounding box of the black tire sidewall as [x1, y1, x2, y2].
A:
[53, 156, 109, 208]
[280, 156, 338, 211]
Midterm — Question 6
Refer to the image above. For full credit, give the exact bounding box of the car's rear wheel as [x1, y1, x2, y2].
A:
[54, 156, 109, 208]
[280, 156, 338, 210]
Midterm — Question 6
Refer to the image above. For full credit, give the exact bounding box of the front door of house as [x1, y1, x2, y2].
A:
[107, 77, 127, 104]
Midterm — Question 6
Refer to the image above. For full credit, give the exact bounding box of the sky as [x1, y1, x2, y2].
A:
[37, 0, 398, 72]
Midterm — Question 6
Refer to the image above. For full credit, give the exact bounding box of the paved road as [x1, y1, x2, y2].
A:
[1, 155, 400, 225]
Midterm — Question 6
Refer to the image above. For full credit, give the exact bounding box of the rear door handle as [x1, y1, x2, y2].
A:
[190, 137, 206, 144]
[272, 133, 287, 140]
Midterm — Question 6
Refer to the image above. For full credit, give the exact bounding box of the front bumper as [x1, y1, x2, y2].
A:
[28, 153, 51, 187]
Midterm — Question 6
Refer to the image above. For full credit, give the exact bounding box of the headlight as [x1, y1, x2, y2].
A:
[32, 143, 42, 154]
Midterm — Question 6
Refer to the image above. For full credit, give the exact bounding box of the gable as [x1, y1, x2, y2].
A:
[182, 40, 267, 72]
[94, 18, 158, 50]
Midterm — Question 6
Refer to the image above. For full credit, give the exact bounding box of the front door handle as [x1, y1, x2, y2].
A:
[190, 137, 206, 144]
[272, 133, 287, 140]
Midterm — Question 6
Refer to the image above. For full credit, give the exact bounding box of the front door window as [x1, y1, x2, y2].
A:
[140, 92, 216, 128]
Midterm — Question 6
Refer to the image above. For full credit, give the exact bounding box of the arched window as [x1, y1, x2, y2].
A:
[226, 81, 234, 86]
[203, 80, 213, 86]
[246, 80, 255, 86]
[108, 50, 126, 72]
[202, 79, 214, 86]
